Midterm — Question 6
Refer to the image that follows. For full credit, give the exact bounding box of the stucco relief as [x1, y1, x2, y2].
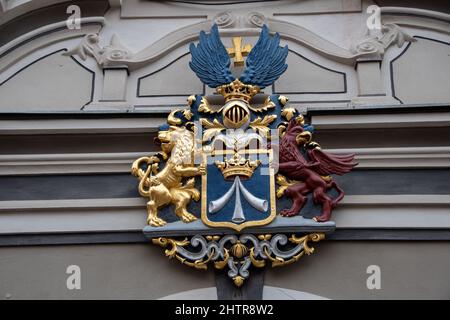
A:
[65, 15, 415, 70]
[63, 33, 133, 67]
[213, 11, 266, 29]
[351, 23, 416, 57]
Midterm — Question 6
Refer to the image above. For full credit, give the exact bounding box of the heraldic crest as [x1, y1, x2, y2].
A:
[131, 24, 357, 287]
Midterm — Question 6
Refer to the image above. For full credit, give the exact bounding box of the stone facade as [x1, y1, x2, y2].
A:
[0, 0, 449, 299]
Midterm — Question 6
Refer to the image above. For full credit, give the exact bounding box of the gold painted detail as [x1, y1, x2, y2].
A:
[295, 114, 305, 126]
[290, 233, 325, 255]
[152, 237, 214, 270]
[215, 152, 260, 180]
[167, 109, 183, 125]
[248, 96, 276, 113]
[276, 174, 298, 198]
[187, 95, 196, 107]
[217, 79, 260, 103]
[198, 96, 217, 114]
[200, 118, 225, 141]
[296, 131, 312, 145]
[151, 232, 325, 287]
[227, 37, 252, 67]
[167, 108, 194, 125]
[264, 233, 325, 267]
[281, 107, 297, 121]
[131, 124, 205, 227]
[249, 114, 277, 137]
[230, 241, 248, 259]
[183, 109, 193, 120]
[276, 173, 330, 197]
[278, 95, 289, 106]
[233, 276, 245, 287]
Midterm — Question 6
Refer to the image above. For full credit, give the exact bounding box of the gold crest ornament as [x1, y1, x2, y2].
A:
[133, 24, 355, 287]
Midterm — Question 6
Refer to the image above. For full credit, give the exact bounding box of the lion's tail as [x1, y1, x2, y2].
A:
[138, 166, 152, 197]
[180, 178, 200, 201]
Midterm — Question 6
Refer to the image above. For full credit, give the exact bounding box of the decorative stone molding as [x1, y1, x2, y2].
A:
[0, 0, 70, 24]
[381, 7, 450, 35]
[351, 23, 416, 58]
[1, 146, 448, 176]
[65, 20, 213, 70]
[0, 17, 105, 72]
[310, 112, 450, 129]
[1, 195, 449, 235]
[64, 33, 134, 67]
[63, 17, 418, 71]
[0, 117, 164, 135]
[247, 12, 267, 28]
[213, 11, 236, 28]
[122, 0, 362, 19]
[213, 11, 267, 29]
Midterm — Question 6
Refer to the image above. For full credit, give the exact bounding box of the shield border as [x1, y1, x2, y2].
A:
[201, 149, 276, 232]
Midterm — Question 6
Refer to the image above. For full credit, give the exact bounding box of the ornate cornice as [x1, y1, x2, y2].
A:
[65, 13, 418, 70]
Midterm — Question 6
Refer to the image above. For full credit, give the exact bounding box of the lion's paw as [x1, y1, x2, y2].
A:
[147, 216, 167, 227]
[181, 212, 197, 223]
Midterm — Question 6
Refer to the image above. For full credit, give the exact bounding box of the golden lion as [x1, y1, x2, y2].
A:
[131, 125, 205, 227]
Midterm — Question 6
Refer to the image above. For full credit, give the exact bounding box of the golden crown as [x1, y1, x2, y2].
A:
[216, 79, 260, 103]
[215, 152, 260, 180]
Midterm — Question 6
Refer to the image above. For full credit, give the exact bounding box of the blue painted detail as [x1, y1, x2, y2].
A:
[158, 124, 170, 131]
[239, 25, 288, 89]
[304, 124, 314, 133]
[206, 153, 271, 224]
[189, 24, 235, 88]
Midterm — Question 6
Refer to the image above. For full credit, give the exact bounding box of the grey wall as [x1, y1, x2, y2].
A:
[0, 243, 215, 300]
[0, 241, 448, 299]
[266, 241, 450, 300]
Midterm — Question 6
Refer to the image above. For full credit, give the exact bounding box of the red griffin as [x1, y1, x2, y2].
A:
[277, 119, 357, 222]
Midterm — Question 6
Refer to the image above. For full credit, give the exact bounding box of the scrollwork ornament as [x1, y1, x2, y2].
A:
[65, 33, 133, 66]
[152, 233, 325, 287]
[352, 23, 416, 56]
[246, 12, 266, 28]
[213, 11, 236, 28]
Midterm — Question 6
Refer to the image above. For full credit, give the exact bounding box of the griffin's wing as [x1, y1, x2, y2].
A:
[239, 25, 288, 89]
[280, 138, 306, 164]
[189, 24, 235, 88]
[308, 148, 357, 176]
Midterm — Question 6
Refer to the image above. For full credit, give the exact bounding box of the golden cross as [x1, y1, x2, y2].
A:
[227, 37, 252, 67]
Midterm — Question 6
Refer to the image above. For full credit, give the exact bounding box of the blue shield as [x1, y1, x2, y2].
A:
[201, 150, 276, 231]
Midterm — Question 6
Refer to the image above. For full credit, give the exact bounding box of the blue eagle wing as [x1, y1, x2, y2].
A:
[189, 24, 235, 88]
[239, 25, 288, 88]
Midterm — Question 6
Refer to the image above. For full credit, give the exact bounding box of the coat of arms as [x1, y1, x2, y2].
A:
[131, 25, 357, 287]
